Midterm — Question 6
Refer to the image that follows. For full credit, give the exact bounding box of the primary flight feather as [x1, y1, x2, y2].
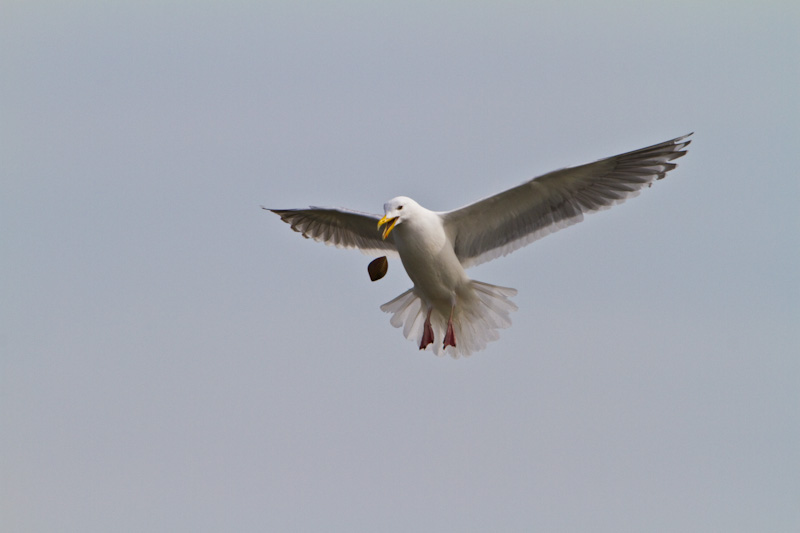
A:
[268, 133, 692, 357]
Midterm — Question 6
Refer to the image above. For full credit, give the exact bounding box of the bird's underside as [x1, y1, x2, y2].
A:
[268, 133, 692, 357]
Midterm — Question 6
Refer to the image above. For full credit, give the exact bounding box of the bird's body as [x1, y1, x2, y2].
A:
[380, 197, 517, 355]
[269, 134, 692, 357]
[391, 199, 466, 305]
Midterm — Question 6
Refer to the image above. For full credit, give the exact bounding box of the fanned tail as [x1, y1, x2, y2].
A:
[380, 281, 518, 358]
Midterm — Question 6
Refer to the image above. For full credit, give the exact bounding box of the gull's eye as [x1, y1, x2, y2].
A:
[398, 205, 403, 210]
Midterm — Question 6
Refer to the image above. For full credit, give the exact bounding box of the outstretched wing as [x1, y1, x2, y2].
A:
[267, 206, 398, 257]
[441, 133, 692, 268]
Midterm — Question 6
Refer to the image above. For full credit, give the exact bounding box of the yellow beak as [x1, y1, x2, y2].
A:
[377, 214, 399, 240]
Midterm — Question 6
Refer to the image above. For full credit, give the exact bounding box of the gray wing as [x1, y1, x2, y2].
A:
[267, 206, 398, 257]
[441, 133, 692, 268]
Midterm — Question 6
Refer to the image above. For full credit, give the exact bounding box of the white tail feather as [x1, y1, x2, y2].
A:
[380, 281, 518, 358]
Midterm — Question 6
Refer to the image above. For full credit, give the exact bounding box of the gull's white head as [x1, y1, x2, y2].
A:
[377, 196, 418, 240]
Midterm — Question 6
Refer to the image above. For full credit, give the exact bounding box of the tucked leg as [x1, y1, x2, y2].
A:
[420, 307, 434, 350]
[443, 306, 457, 349]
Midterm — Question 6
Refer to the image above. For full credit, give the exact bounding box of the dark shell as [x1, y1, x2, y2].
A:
[368, 256, 388, 281]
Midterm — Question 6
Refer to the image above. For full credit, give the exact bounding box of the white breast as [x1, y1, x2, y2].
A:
[392, 210, 470, 306]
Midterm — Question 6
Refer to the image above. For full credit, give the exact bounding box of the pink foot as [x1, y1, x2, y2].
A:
[443, 313, 456, 349]
[420, 308, 434, 350]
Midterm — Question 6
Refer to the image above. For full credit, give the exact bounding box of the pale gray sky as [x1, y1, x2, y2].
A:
[2, 1, 799, 531]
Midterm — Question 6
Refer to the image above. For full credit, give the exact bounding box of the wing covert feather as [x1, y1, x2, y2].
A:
[442, 134, 692, 267]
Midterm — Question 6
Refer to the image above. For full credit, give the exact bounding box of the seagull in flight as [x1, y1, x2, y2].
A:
[268, 133, 692, 357]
